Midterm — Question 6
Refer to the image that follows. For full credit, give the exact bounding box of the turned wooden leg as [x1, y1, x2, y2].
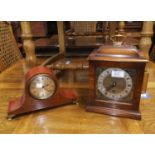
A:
[141, 71, 149, 94]
[118, 21, 125, 34]
[109, 22, 117, 39]
[139, 21, 154, 94]
[57, 21, 66, 55]
[20, 21, 36, 69]
[139, 21, 153, 59]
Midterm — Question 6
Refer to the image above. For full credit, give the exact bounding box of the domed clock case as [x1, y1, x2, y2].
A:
[86, 45, 148, 120]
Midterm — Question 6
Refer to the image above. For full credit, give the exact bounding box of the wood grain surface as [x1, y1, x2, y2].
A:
[0, 58, 155, 134]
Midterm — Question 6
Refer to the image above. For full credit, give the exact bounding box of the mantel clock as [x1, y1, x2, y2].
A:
[8, 66, 77, 119]
[87, 45, 148, 119]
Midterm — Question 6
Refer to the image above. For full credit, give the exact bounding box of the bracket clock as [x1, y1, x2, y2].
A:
[86, 45, 148, 120]
[8, 66, 77, 119]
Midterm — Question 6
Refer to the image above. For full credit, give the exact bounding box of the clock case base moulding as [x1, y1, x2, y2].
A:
[86, 105, 141, 120]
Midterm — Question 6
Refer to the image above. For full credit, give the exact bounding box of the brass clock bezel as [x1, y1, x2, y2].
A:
[28, 73, 57, 100]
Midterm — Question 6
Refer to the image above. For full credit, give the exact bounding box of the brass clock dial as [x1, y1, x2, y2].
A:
[97, 68, 133, 101]
[29, 74, 56, 100]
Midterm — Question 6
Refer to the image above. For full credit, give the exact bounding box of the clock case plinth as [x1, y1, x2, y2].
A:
[87, 45, 148, 120]
[7, 66, 77, 119]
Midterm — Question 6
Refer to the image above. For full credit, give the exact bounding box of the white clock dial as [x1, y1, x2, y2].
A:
[97, 68, 133, 100]
[29, 74, 56, 99]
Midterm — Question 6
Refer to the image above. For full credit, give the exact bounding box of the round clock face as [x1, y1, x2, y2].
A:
[29, 74, 56, 99]
[97, 68, 133, 100]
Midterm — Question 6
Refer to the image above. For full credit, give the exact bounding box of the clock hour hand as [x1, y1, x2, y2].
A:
[42, 84, 49, 88]
[106, 81, 116, 91]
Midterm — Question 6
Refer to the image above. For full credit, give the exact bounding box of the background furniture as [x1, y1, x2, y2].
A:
[13, 21, 153, 59]
[20, 22, 37, 69]
[0, 22, 22, 73]
[5, 21, 154, 93]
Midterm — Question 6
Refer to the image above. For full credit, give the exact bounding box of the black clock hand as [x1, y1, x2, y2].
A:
[42, 84, 51, 92]
[42, 83, 49, 87]
[43, 84, 54, 93]
[106, 81, 116, 91]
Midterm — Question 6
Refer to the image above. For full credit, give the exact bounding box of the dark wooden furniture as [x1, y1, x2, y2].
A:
[86, 45, 148, 119]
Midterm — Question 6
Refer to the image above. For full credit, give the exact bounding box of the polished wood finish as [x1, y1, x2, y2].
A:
[7, 66, 77, 119]
[57, 21, 66, 55]
[89, 45, 147, 62]
[20, 22, 37, 69]
[139, 21, 153, 59]
[109, 22, 117, 39]
[142, 71, 149, 94]
[87, 45, 148, 119]
[30, 22, 48, 37]
[118, 21, 125, 34]
[47, 60, 89, 70]
[1, 58, 155, 133]
[139, 22, 153, 93]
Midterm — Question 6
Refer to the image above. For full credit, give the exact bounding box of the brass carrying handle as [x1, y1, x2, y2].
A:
[110, 34, 126, 46]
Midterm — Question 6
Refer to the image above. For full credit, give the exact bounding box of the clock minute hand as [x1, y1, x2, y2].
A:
[42, 84, 49, 88]
[42, 84, 51, 92]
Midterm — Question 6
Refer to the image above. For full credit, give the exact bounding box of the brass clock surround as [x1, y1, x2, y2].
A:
[28, 74, 57, 100]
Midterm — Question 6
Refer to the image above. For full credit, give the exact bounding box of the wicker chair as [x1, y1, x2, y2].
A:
[0, 22, 22, 73]
[70, 21, 97, 35]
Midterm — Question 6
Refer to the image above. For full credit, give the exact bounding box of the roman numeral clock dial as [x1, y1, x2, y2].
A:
[97, 68, 133, 101]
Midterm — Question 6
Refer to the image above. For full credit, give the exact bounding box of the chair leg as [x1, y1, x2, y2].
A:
[20, 21, 36, 70]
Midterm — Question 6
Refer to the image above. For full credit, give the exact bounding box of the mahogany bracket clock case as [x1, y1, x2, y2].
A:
[86, 45, 148, 120]
[8, 66, 77, 119]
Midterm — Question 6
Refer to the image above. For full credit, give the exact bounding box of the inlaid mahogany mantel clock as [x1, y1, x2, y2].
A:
[86, 45, 148, 120]
[8, 66, 77, 119]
